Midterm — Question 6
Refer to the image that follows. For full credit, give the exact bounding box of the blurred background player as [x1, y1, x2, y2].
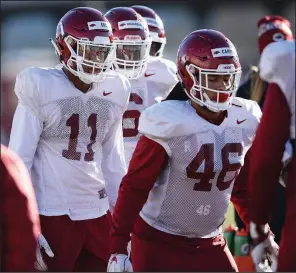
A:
[235, 15, 294, 244]
[131, 5, 167, 58]
[107, 29, 273, 272]
[237, 15, 293, 107]
[105, 6, 178, 166]
[8, 7, 131, 272]
[1, 144, 40, 272]
[249, 40, 295, 272]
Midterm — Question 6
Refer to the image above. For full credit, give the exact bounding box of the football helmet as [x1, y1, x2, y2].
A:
[131, 5, 166, 58]
[50, 7, 116, 84]
[105, 7, 151, 79]
[177, 29, 242, 112]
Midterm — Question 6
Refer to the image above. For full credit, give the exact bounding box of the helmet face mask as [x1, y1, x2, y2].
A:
[186, 63, 241, 112]
[51, 7, 116, 84]
[177, 29, 242, 112]
[105, 7, 152, 80]
[64, 35, 116, 84]
[113, 35, 151, 79]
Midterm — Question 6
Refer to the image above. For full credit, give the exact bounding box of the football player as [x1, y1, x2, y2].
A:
[249, 40, 295, 272]
[1, 145, 40, 271]
[105, 7, 178, 166]
[131, 5, 171, 59]
[235, 15, 294, 244]
[8, 7, 131, 272]
[107, 29, 273, 272]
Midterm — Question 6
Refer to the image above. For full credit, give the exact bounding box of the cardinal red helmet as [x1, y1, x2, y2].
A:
[50, 7, 116, 84]
[177, 29, 242, 112]
[105, 7, 151, 79]
[131, 5, 166, 58]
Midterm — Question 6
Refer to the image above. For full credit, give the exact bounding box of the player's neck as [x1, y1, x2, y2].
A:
[190, 100, 226, 125]
[62, 67, 91, 93]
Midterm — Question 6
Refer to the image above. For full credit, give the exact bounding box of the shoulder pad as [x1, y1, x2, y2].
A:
[259, 40, 295, 95]
[146, 57, 178, 97]
[232, 97, 262, 125]
[14, 67, 44, 114]
[138, 100, 201, 140]
[147, 57, 177, 79]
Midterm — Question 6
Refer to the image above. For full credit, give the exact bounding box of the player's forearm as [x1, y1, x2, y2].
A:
[230, 147, 252, 229]
[249, 83, 290, 225]
[110, 136, 168, 254]
[231, 173, 251, 230]
[231, 192, 251, 230]
[110, 179, 153, 254]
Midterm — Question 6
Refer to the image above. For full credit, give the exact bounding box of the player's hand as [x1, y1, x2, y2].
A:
[250, 222, 279, 272]
[107, 254, 133, 272]
[35, 234, 54, 271]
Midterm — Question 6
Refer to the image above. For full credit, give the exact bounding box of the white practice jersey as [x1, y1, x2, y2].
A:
[138, 98, 261, 237]
[260, 40, 295, 139]
[123, 57, 178, 165]
[9, 65, 131, 220]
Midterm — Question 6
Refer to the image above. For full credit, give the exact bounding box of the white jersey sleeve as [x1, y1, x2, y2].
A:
[9, 68, 44, 171]
[259, 40, 295, 92]
[101, 117, 127, 212]
[259, 40, 295, 138]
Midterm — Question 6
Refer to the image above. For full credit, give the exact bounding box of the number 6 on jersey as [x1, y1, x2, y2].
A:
[187, 143, 243, 192]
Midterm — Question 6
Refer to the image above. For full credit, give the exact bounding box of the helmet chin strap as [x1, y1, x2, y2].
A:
[203, 92, 230, 112]
[189, 88, 223, 113]
[116, 65, 144, 80]
[63, 63, 93, 85]
[77, 76, 93, 84]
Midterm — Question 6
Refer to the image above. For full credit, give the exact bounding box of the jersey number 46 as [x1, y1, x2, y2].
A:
[186, 143, 243, 191]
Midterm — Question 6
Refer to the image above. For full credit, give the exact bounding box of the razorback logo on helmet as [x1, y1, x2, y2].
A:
[118, 20, 145, 30]
[87, 21, 111, 31]
[211, 47, 237, 58]
[257, 22, 292, 37]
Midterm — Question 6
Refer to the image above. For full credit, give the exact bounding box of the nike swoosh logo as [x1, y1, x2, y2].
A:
[237, 119, 247, 124]
[103, 91, 112, 96]
[144, 72, 155, 77]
